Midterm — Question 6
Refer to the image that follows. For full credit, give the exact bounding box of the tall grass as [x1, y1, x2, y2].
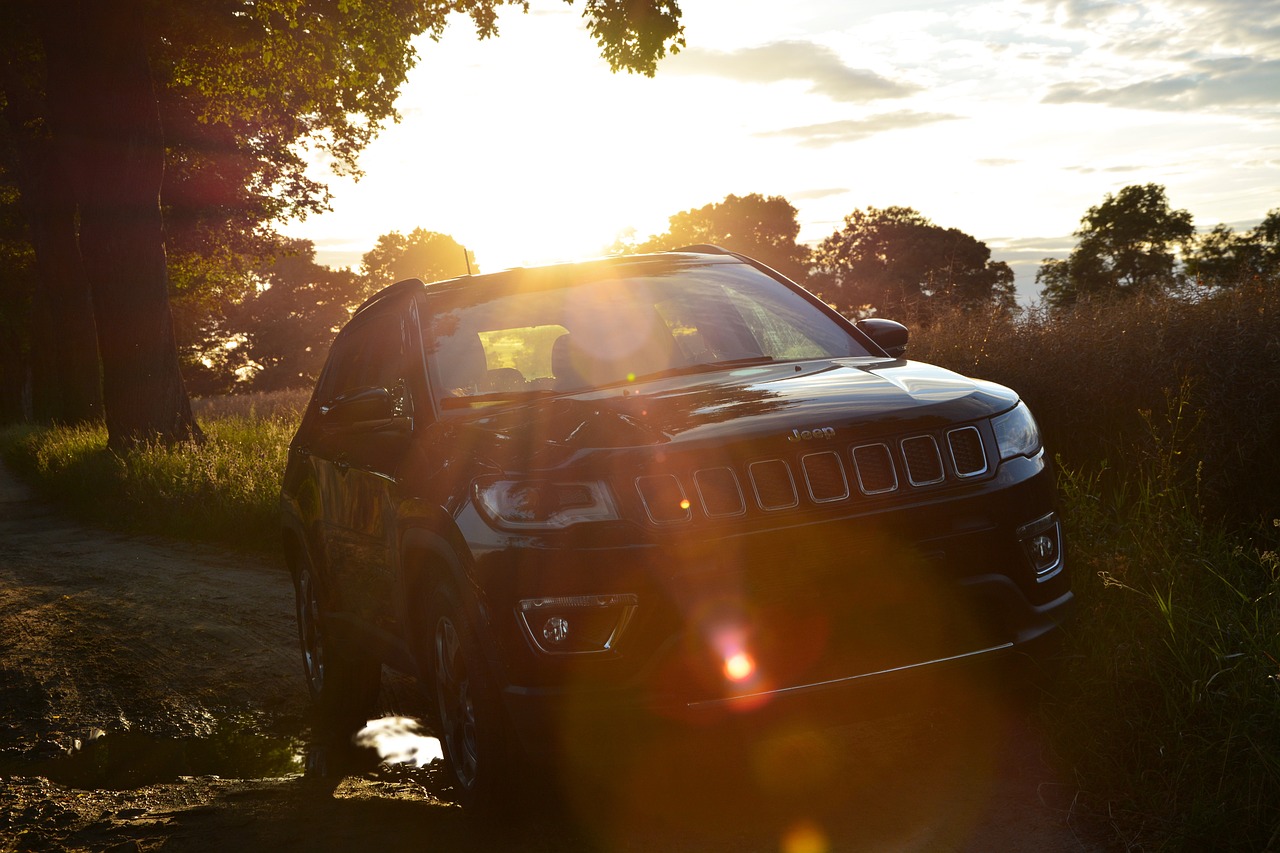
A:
[909, 282, 1280, 527]
[0, 391, 306, 552]
[912, 285, 1280, 849]
[1048, 406, 1280, 849]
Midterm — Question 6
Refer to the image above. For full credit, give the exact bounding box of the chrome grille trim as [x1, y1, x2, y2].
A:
[693, 467, 747, 518]
[635, 474, 692, 524]
[852, 443, 898, 495]
[947, 426, 988, 478]
[748, 459, 799, 510]
[801, 451, 849, 503]
[901, 435, 945, 486]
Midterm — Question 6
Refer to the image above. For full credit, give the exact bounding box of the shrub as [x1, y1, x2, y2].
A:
[0, 392, 303, 553]
[909, 283, 1280, 526]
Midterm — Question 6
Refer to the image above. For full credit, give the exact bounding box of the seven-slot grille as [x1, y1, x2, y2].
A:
[636, 425, 990, 523]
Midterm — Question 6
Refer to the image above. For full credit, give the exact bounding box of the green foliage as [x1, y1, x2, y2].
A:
[0, 391, 308, 553]
[1039, 184, 1195, 308]
[1048, 450, 1280, 849]
[909, 282, 1280, 526]
[911, 285, 1280, 848]
[360, 228, 476, 290]
[1185, 210, 1280, 289]
[811, 206, 1015, 319]
[626, 193, 812, 283]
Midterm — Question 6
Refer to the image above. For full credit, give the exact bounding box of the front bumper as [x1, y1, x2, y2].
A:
[461, 454, 1071, 756]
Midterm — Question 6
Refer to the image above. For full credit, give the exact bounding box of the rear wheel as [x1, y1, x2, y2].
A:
[293, 551, 380, 776]
[427, 583, 513, 812]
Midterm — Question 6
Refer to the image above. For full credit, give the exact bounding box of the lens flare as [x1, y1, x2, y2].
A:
[679, 498, 691, 510]
[723, 650, 755, 682]
[782, 820, 829, 853]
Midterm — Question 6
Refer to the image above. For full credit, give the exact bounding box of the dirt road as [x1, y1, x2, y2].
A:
[0, 462, 1106, 852]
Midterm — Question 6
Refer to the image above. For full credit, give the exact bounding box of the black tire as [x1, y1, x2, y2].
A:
[426, 582, 513, 812]
[293, 551, 381, 774]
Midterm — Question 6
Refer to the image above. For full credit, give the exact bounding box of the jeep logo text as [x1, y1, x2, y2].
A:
[788, 427, 836, 442]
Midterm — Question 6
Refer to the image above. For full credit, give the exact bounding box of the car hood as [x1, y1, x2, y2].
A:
[449, 359, 1018, 461]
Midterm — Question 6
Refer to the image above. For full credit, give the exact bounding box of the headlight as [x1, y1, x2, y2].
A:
[992, 402, 1042, 460]
[473, 479, 619, 530]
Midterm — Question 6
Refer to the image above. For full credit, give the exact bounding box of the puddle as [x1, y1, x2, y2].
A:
[0, 721, 303, 789]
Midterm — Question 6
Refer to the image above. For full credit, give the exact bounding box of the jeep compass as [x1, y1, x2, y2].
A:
[280, 247, 1071, 809]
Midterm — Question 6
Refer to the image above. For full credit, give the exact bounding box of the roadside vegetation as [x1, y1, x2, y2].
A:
[912, 281, 1280, 851]
[0, 389, 308, 553]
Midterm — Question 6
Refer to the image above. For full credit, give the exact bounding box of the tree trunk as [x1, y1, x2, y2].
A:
[23, 147, 103, 425]
[41, 0, 199, 448]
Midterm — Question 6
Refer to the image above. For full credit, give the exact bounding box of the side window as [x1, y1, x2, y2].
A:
[316, 312, 407, 407]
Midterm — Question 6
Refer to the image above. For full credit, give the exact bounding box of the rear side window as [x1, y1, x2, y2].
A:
[316, 312, 406, 403]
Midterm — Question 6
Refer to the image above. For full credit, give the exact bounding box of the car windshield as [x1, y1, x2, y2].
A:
[421, 259, 871, 410]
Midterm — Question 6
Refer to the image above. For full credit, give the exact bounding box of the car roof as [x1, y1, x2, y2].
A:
[351, 249, 747, 318]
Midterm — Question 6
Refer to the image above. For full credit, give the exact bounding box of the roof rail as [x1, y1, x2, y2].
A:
[673, 244, 733, 255]
[353, 277, 423, 315]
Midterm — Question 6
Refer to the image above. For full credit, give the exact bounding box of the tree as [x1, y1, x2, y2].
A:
[0, 164, 37, 422]
[629, 193, 812, 283]
[0, 16, 102, 426]
[1038, 183, 1194, 309]
[1185, 210, 1280, 289]
[1, 0, 685, 448]
[211, 241, 365, 395]
[811, 206, 1015, 319]
[361, 229, 477, 293]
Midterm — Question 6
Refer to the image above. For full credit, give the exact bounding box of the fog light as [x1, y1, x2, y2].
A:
[543, 616, 570, 645]
[1017, 512, 1063, 581]
[518, 594, 638, 654]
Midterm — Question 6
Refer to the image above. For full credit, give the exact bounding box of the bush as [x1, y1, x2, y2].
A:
[911, 289, 1280, 849]
[0, 392, 304, 553]
[909, 283, 1280, 527]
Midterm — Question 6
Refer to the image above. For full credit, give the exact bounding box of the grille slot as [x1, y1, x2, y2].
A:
[635, 474, 691, 524]
[694, 467, 746, 517]
[852, 443, 897, 494]
[901, 435, 945, 486]
[801, 452, 849, 503]
[947, 427, 988, 478]
[748, 460, 799, 510]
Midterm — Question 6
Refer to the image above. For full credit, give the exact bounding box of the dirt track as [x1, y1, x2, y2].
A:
[0, 462, 1107, 852]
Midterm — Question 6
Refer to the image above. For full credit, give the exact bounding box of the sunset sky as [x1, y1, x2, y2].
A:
[282, 0, 1280, 302]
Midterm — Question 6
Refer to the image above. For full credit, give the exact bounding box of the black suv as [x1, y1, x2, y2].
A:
[281, 247, 1070, 808]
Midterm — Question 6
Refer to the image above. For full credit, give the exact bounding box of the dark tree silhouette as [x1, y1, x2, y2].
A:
[811, 206, 1015, 319]
[628, 193, 812, 284]
[361, 229, 477, 292]
[0, 0, 685, 446]
[1037, 184, 1194, 309]
[1185, 210, 1280, 289]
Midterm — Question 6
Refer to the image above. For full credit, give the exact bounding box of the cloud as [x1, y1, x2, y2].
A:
[788, 187, 850, 200]
[1064, 164, 1145, 174]
[1043, 57, 1280, 110]
[977, 158, 1019, 167]
[756, 111, 959, 148]
[665, 41, 917, 103]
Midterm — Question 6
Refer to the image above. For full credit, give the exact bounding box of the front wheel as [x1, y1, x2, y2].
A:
[427, 583, 513, 812]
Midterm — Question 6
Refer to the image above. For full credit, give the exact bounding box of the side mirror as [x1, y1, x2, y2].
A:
[320, 386, 395, 426]
[855, 318, 909, 358]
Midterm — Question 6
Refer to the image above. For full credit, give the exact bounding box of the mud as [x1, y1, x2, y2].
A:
[0, 462, 1107, 852]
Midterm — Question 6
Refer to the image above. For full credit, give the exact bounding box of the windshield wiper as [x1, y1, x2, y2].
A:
[440, 389, 562, 409]
[628, 356, 780, 384]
